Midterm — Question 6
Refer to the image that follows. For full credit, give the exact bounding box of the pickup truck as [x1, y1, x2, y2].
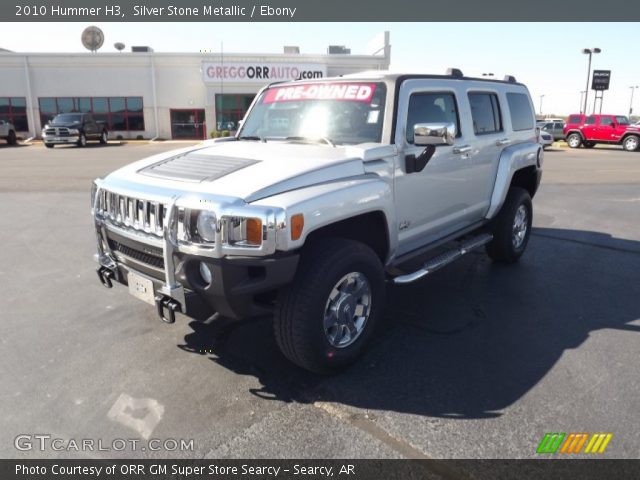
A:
[42, 113, 108, 148]
[564, 114, 640, 151]
[91, 70, 543, 373]
[0, 119, 18, 145]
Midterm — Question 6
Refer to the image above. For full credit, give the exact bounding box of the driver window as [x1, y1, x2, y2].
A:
[406, 92, 460, 144]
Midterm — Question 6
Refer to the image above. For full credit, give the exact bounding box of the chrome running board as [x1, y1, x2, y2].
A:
[393, 233, 493, 284]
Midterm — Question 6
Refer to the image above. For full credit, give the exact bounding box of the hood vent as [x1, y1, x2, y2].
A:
[139, 152, 259, 183]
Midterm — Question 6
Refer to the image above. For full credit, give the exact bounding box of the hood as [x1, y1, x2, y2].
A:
[105, 140, 377, 203]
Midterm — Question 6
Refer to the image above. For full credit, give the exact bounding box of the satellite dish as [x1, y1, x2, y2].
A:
[81, 26, 104, 52]
[114, 42, 125, 52]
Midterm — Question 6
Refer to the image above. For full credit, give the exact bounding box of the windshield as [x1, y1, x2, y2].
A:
[616, 116, 630, 125]
[239, 82, 386, 145]
[51, 114, 82, 125]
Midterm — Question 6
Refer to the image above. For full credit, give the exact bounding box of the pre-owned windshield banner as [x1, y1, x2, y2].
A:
[263, 84, 377, 103]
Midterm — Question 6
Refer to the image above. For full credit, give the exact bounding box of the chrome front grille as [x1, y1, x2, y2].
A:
[44, 127, 70, 136]
[96, 190, 168, 237]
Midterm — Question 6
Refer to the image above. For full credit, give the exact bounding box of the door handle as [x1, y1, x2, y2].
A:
[453, 145, 472, 154]
[495, 138, 511, 146]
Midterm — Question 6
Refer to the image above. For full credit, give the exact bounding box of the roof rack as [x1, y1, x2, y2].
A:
[503, 75, 517, 83]
[446, 68, 463, 78]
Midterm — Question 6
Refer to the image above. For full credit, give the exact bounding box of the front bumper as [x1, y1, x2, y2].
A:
[92, 181, 296, 320]
[42, 134, 80, 144]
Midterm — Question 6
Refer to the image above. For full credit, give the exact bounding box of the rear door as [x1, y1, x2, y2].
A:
[581, 115, 598, 140]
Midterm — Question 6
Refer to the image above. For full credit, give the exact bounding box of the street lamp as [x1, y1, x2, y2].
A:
[582, 48, 601, 115]
[629, 86, 639, 118]
[539, 94, 545, 115]
[579, 91, 586, 113]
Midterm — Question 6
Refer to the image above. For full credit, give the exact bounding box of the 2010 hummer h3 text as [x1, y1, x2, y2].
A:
[92, 70, 543, 373]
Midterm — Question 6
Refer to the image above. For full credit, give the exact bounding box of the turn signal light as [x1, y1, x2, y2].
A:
[245, 218, 263, 245]
[291, 214, 304, 241]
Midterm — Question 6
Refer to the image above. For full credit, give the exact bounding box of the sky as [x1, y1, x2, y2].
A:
[1, 22, 639, 116]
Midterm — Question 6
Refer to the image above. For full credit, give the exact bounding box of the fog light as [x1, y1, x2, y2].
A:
[199, 262, 213, 286]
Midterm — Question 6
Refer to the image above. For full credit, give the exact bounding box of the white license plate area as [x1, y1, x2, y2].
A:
[54, 137, 69, 142]
[127, 272, 156, 305]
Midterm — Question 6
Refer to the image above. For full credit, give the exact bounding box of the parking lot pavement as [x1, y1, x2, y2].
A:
[1, 142, 639, 462]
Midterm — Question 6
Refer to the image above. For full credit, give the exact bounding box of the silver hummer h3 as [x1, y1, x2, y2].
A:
[92, 70, 543, 373]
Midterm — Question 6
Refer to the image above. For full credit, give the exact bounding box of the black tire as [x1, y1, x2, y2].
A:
[77, 133, 87, 147]
[274, 238, 385, 374]
[486, 187, 533, 264]
[44, 143, 54, 149]
[566, 133, 582, 148]
[99, 130, 108, 144]
[7, 130, 17, 145]
[622, 135, 639, 152]
[584, 141, 596, 148]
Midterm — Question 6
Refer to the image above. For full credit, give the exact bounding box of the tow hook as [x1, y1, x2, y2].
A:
[97, 266, 114, 288]
[155, 295, 181, 324]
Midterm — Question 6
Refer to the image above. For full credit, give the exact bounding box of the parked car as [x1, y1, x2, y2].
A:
[91, 70, 542, 373]
[42, 113, 108, 148]
[0, 119, 18, 145]
[563, 114, 640, 151]
[538, 121, 565, 141]
[538, 130, 554, 148]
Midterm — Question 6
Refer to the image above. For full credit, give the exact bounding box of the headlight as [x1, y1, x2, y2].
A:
[225, 217, 263, 246]
[196, 210, 217, 242]
[90, 181, 98, 207]
[68, 128, 79, 134]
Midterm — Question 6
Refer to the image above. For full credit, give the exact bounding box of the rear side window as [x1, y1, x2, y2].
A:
[468, 93, 502, 135]
[600, 116, 613, 126]
[586, 116, 597, 125]
[506, 93, 534, 132]
[406, 92, 460, 143]
[568, 115, 582, 124]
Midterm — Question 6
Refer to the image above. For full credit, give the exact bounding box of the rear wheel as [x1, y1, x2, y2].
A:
[486, 187, 533, 264]
[99, 130, 108, 144]
[274, 238, 385, 374]
[7, 130, 17, 145]
[622, 135, 639, 152]
[566, 133, 582, 148]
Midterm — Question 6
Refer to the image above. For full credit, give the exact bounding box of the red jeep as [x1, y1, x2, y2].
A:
[563, 114, 640, 151]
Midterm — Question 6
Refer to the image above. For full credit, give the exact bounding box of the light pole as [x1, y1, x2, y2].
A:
[539, 95, 545, 115]
[629, 86, 639, 118]
[582, 48, 601, 115]
[579, 91, 586, 113]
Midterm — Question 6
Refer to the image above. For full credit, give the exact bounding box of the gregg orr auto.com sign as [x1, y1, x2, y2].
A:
[203, 62, 326, 83]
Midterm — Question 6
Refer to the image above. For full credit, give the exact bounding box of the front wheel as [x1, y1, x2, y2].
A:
[566, 133, 582, 148]
[486, 187, 533, 263]
[622, 135, 639, 152]
[274, 238, 385, 374]
[584, 141, 596, 148]
[44, 143, 54, 149]
[7, 130, 17, 145]
[77, 133, 87, 147]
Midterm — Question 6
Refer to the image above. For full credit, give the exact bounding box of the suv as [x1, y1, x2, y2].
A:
[42, 113, 108, 148]
[0, 119, 18, 145]
[538, 120, 565, 141]
[564, 114, 640, 151]
[91, 71, 543, 373]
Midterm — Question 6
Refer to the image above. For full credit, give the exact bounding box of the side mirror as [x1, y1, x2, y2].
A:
[413, 122, 456, 146]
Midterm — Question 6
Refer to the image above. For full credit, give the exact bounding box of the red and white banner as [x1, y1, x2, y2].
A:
[263, 83, 377, 103]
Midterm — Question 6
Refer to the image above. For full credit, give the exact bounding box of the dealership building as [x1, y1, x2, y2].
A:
[0, 36, 390, 140]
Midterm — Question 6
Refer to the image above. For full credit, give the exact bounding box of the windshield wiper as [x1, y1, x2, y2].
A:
[284, 136, 336, 147]
[238, 135, 265, 142]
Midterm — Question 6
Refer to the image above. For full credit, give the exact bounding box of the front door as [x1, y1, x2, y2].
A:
[393, 80, 488, 256]
[170, 109, 206, 140]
